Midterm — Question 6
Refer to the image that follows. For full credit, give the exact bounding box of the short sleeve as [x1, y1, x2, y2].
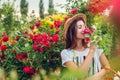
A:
[61, 49, 73, 67]
[97, 49, 104, 57]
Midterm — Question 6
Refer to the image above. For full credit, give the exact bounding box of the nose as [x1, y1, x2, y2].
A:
[81, 28, 85, 34]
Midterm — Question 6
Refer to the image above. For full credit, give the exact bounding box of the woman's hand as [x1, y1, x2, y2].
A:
[89, 42, 97, 54]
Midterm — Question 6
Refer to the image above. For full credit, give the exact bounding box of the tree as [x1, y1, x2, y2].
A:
[20, 0, 28, 17]
[48, 0, 55, 15]
[1, 3, 14, 35]
[0, 2, 21, 35]
[39, 0, 44, 18]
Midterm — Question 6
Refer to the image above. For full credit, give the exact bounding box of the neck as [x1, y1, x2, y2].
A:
[74, 39, 85, 51]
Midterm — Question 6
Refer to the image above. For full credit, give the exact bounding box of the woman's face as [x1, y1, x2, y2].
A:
[76, 20, 86, 39]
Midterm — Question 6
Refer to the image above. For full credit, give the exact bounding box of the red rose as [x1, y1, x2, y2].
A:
[54, 20, 62, 28]
[70, 8, 78, 14]
[50, 24, 54, 29]
[27, 34, 34, 40]
[52, 35, 59, 43]
[16, 54, 24, 60]
[23, 29, 28, 35]
[90, 27, 95, 33]
[23, 66, 35, 74]
[36, 21, 41, 28]
[0, 42, 2, 47]
[55, 30, 60, 34]
[30, 25, 35, 30]
[0, 52, 4, 60]
[1, 45, 7, 51]
[33, 44, 38, 51]
[39, 47, 44, 53]
[16, 52, 28, 60]
[43, 41, 50, 47]
[85, 37, 90, 42]
[83, 27, 91, 34]
[64, 17, 68, 21]
[2, 36, 9, 42]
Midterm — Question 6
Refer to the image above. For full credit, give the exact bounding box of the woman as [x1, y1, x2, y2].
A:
[61, 13, 110, 80]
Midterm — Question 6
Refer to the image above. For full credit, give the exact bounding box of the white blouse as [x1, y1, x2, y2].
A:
[61, 48, 103, 76]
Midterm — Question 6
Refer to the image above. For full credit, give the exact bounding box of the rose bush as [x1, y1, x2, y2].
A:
[0, 13, 67, 79]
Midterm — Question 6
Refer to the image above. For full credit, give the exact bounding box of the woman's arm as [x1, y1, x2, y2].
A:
[86, 69, 106, 80]
[86, 53, 110, 80]
[100, 53, 110, 69]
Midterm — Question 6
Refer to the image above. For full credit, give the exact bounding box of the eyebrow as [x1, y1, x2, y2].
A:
[77, 24, 84, 26]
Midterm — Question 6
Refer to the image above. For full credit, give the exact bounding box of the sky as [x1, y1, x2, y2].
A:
[0, 0, 67, 17]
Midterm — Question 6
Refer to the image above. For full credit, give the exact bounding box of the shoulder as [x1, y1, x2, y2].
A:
[61, 49, 68, 53]
[61, 49, 73, 57]
[95, 48, 104, 56]
[61, 49, 71, 53]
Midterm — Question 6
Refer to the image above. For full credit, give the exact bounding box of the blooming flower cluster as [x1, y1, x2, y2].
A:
[0, 13, 64, 78]
[83, 27, 95, 42]
[88, 0, 110, 14]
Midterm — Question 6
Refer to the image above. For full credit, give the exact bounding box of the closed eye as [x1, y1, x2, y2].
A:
[77, 25, 82, 29]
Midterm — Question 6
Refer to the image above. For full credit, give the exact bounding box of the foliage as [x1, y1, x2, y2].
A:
[89, 16, 113, 55]
[0, 2, 21, 35]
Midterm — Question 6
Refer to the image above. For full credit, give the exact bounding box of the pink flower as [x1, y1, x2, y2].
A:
[52, 35, 59, 43]
[2, 36, 9, 42]
[2, 32, 6, 36]
[70, 8, 78, 14]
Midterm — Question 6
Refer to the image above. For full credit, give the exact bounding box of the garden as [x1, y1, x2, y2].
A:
[0, 0, 120, 80]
